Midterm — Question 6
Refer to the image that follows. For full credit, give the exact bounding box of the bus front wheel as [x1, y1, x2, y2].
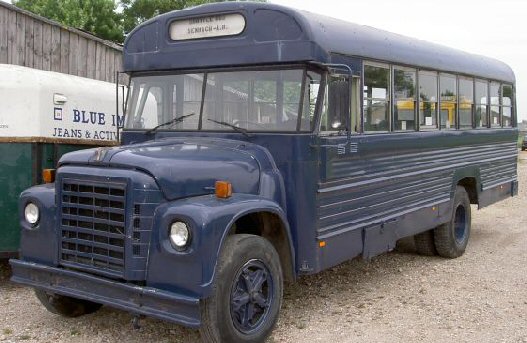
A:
[434, 186, 471, 258]
[200, 234, 283, 343]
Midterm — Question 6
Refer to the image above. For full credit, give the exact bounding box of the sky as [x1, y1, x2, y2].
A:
[270, 0, 527, 121]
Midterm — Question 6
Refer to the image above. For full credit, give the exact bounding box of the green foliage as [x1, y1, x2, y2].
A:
[14, 0, 123, 42]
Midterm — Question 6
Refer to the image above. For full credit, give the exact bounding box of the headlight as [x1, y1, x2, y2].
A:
[24, 202, 40, 225]
[170, 221, 190, 249]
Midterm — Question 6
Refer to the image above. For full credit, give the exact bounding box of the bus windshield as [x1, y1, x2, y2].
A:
[125, 68, 322, 132]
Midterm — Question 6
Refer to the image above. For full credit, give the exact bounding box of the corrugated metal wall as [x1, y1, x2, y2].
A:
[0, 2, 123, 83]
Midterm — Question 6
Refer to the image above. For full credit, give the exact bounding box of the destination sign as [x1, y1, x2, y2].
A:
[170, 13, 246, 41]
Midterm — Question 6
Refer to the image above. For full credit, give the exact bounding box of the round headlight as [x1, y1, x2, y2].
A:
[25, 202, 40, 225]
[170, 221, 190, 249]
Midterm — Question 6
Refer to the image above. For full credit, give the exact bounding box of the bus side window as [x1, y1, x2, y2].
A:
[458, 77, 474, 129]
[475, 80, 488, 128]
[490, 82, 501, 127]
[502, 84, 513, 127]
[363, 65, 390, 132]
[319, 75, 350, 134]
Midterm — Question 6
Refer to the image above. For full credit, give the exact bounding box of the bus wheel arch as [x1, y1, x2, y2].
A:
[456, 177, 479, 205]
[229, 211, 295, 283]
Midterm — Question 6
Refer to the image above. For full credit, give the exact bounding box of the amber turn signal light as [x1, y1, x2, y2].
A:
[42, 169, 56, 183]
[215, 180, 232, 198]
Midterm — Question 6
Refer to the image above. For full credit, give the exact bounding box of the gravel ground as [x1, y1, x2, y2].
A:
[1, 154, 527, 343]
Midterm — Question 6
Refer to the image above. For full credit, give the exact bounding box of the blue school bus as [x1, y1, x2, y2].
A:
[10, 3, 517, 342]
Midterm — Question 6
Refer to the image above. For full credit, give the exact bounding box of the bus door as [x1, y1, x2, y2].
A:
[315, 72, 364, 269]
[317, 73, 360, 179]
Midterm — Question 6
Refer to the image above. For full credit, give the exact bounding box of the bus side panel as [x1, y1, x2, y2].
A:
[315, 129, 517, 270]
[0, 143, 32, 255]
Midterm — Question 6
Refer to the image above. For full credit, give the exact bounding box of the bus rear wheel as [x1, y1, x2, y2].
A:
[434, 186, 471, 258]
[200, 234, 283, 343]
[34, 290, 102, 317]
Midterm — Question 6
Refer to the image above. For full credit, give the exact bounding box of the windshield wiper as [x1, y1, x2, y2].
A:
[145, 112, 196, 134]
[207, 119, 251, 138]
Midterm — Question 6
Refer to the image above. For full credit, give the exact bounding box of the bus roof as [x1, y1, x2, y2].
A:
[123, 2, 515, 83]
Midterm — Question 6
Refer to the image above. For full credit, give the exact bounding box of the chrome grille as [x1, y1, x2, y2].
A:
[60, 178, 127, 277]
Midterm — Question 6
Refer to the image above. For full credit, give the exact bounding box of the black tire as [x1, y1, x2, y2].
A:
[414, 229, 437, 256]
[200, 234, 283, 343]
[34, 290, 102, 318]
[434, 186, 471, 258]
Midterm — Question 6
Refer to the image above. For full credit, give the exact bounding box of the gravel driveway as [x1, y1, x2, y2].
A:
[1, 153, 526, 343]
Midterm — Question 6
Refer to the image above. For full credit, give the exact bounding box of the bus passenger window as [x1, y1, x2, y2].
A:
[440, 74, 457, 129]
[502, 84, 513, 127]
[393, 67, 416, 131]
[458, 77, 474, 129]
[490, 82, 501, 127]
[363, 65, 389, 132]
[319, 75, 350, 133]
[418, 71, 438, 129]
[475, 80, 488, 128]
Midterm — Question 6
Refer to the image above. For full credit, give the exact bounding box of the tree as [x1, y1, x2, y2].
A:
[13, 0, 123, 42]
[120, 0, 266, 34]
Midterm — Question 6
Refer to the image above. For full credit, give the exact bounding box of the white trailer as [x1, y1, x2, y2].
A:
[0, 64, 124, 145]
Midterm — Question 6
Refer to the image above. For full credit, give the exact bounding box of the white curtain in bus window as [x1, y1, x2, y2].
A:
[475, 80, 488, 128]
[173, 74, 203, 130]
[502, 84, 513, 127]
[458, 78, 474, 129]
[393, 67, 416, 131]
[418, 71, 438, 129]
[363, 65, 389, 131]
[490, 82, 501, 127]
[440, 74, 457, 129]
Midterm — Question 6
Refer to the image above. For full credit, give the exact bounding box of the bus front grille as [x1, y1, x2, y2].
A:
[59, 178, 127, 278]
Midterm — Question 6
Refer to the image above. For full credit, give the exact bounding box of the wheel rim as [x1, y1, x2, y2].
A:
[230, 259, 274, 334]
[454, 205, 468, 244]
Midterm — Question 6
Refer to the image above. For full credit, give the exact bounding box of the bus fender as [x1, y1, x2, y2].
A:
[146, 194, 294, 299]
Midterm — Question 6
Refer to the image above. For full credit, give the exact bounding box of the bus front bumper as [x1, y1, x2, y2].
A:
[9, 259, 201, 328]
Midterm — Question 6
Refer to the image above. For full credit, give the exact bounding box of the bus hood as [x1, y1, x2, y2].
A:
[59, 138, 261, 200]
